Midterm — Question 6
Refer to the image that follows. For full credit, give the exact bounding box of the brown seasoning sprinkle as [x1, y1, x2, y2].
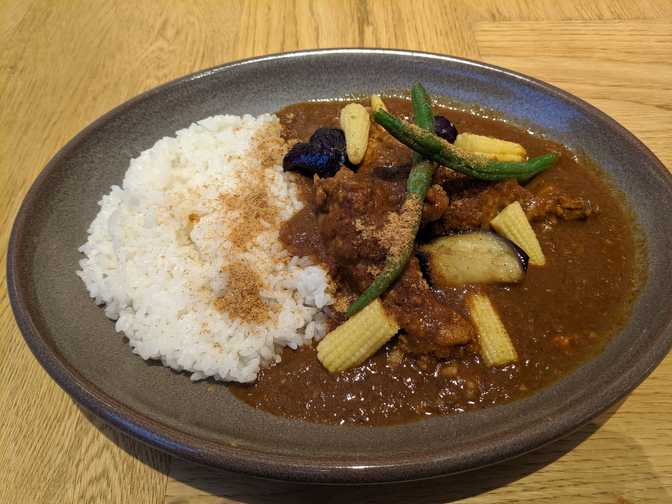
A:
[212, 122, 290, 324]
[218, 123, 289, 252]
[214, 260, 273, 324]
[331, 295, 351, 314]
[378, 196, 422, 264]
[354, 218, 376, 241]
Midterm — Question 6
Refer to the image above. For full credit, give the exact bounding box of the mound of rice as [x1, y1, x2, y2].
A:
[77, 113, 332, 383]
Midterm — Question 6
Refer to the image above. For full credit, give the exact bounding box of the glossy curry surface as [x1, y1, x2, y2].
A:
[230, 98, 641, 425]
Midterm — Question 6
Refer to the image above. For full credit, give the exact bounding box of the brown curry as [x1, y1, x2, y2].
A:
[230, 98, 642, 425]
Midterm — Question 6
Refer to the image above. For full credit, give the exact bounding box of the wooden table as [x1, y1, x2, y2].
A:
[1, 1, 671, 502]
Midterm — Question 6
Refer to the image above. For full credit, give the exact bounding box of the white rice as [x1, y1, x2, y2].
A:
[77, 113, 332, 383]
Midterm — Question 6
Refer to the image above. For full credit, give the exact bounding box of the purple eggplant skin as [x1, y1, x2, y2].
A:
[282, 141, 344, 178]
[283, 127, 347, 177]
[503, 235, 530, 273]
[473, 230, 530, 273]
[433, 116, 458, 144]
[416, 249, 433, 280]
[419, 231, 529, 287]
[455, 230, 530, 272]
[309, 127, 346, 152]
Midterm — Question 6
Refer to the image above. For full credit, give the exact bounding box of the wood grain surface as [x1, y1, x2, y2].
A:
[1, 1, 671, 503]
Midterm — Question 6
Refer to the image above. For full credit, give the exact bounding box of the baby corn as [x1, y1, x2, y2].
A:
[467, 293, 518, 367]
[490, 201, 546, 266]
[455, 132, 527, 162]
[318, 299, 399, 373]
[370, 94, 388, 112]
[340, 103, 370, 164]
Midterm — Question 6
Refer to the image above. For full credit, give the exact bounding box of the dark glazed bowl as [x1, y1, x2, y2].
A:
[7, 49, 672, 483]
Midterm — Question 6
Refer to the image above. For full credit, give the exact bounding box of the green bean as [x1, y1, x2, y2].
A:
[407, 82, 434, 198]
[411, 83, 435, 142]
[346, 83, 436, 317]
[373, 109, 558, 182]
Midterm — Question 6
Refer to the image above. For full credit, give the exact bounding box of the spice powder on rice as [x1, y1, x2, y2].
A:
[213, 123, 290, 324]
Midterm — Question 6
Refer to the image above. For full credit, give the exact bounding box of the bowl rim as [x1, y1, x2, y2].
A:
[7, 48, 672, 484]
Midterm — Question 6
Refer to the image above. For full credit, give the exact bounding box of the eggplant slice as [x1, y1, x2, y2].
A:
[418, 232, 528, 287]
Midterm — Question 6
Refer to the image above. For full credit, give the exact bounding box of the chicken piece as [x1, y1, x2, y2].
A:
[432, 165, 474, 189]
[383, 259, 475, 357]
[316, 167, 476, 356]
[429, 179, 596, 235]
[422, 184, 450, 225]
[430, 179, 529, 233]
[524, 185, 595, 222]
[314, 167, 404, 291]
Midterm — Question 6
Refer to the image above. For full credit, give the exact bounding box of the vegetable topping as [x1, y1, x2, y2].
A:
[373, 108, 558, 181]
[346, 83, 436, 317]
[467, 293, 518, 367]
[419, 232, 528, 287]
[490, 201, 546, 266]
[317, 299, 399, 373]
[339, 103, 371, 165]
[283, 126, 347, 178]
[370, 94, 388, 112]
[433, 115, 458, 143]
[309, 127, 346, 152]
[454, 132, 526, 162]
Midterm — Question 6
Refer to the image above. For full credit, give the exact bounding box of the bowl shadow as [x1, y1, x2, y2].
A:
[77, 399, 663, 503]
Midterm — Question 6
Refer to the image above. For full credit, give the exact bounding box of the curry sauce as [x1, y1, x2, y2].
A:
[229, 98, 642, 425]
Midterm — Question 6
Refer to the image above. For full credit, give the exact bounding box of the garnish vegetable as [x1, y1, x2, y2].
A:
[490, 201, 546, 266]
[373, 109, 558, 182]
[283, 128, 346, 177]
[433, 115, 458, 143]
[339, 103, 370, 164]
[317, 299, 399, 373]
[454, 132, 526, 162]
[467, 293, 518, 367]
[419, 232, 528, 286]
[346, 83, 436, 317]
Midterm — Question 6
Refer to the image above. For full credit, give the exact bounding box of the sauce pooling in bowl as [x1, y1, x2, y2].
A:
[230, 98, 643, 426]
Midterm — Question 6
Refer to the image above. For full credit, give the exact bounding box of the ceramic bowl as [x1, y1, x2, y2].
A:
[8, 49, 672, 483]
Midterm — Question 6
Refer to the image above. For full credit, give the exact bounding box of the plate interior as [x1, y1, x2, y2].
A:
[9, 50, 672, 482]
